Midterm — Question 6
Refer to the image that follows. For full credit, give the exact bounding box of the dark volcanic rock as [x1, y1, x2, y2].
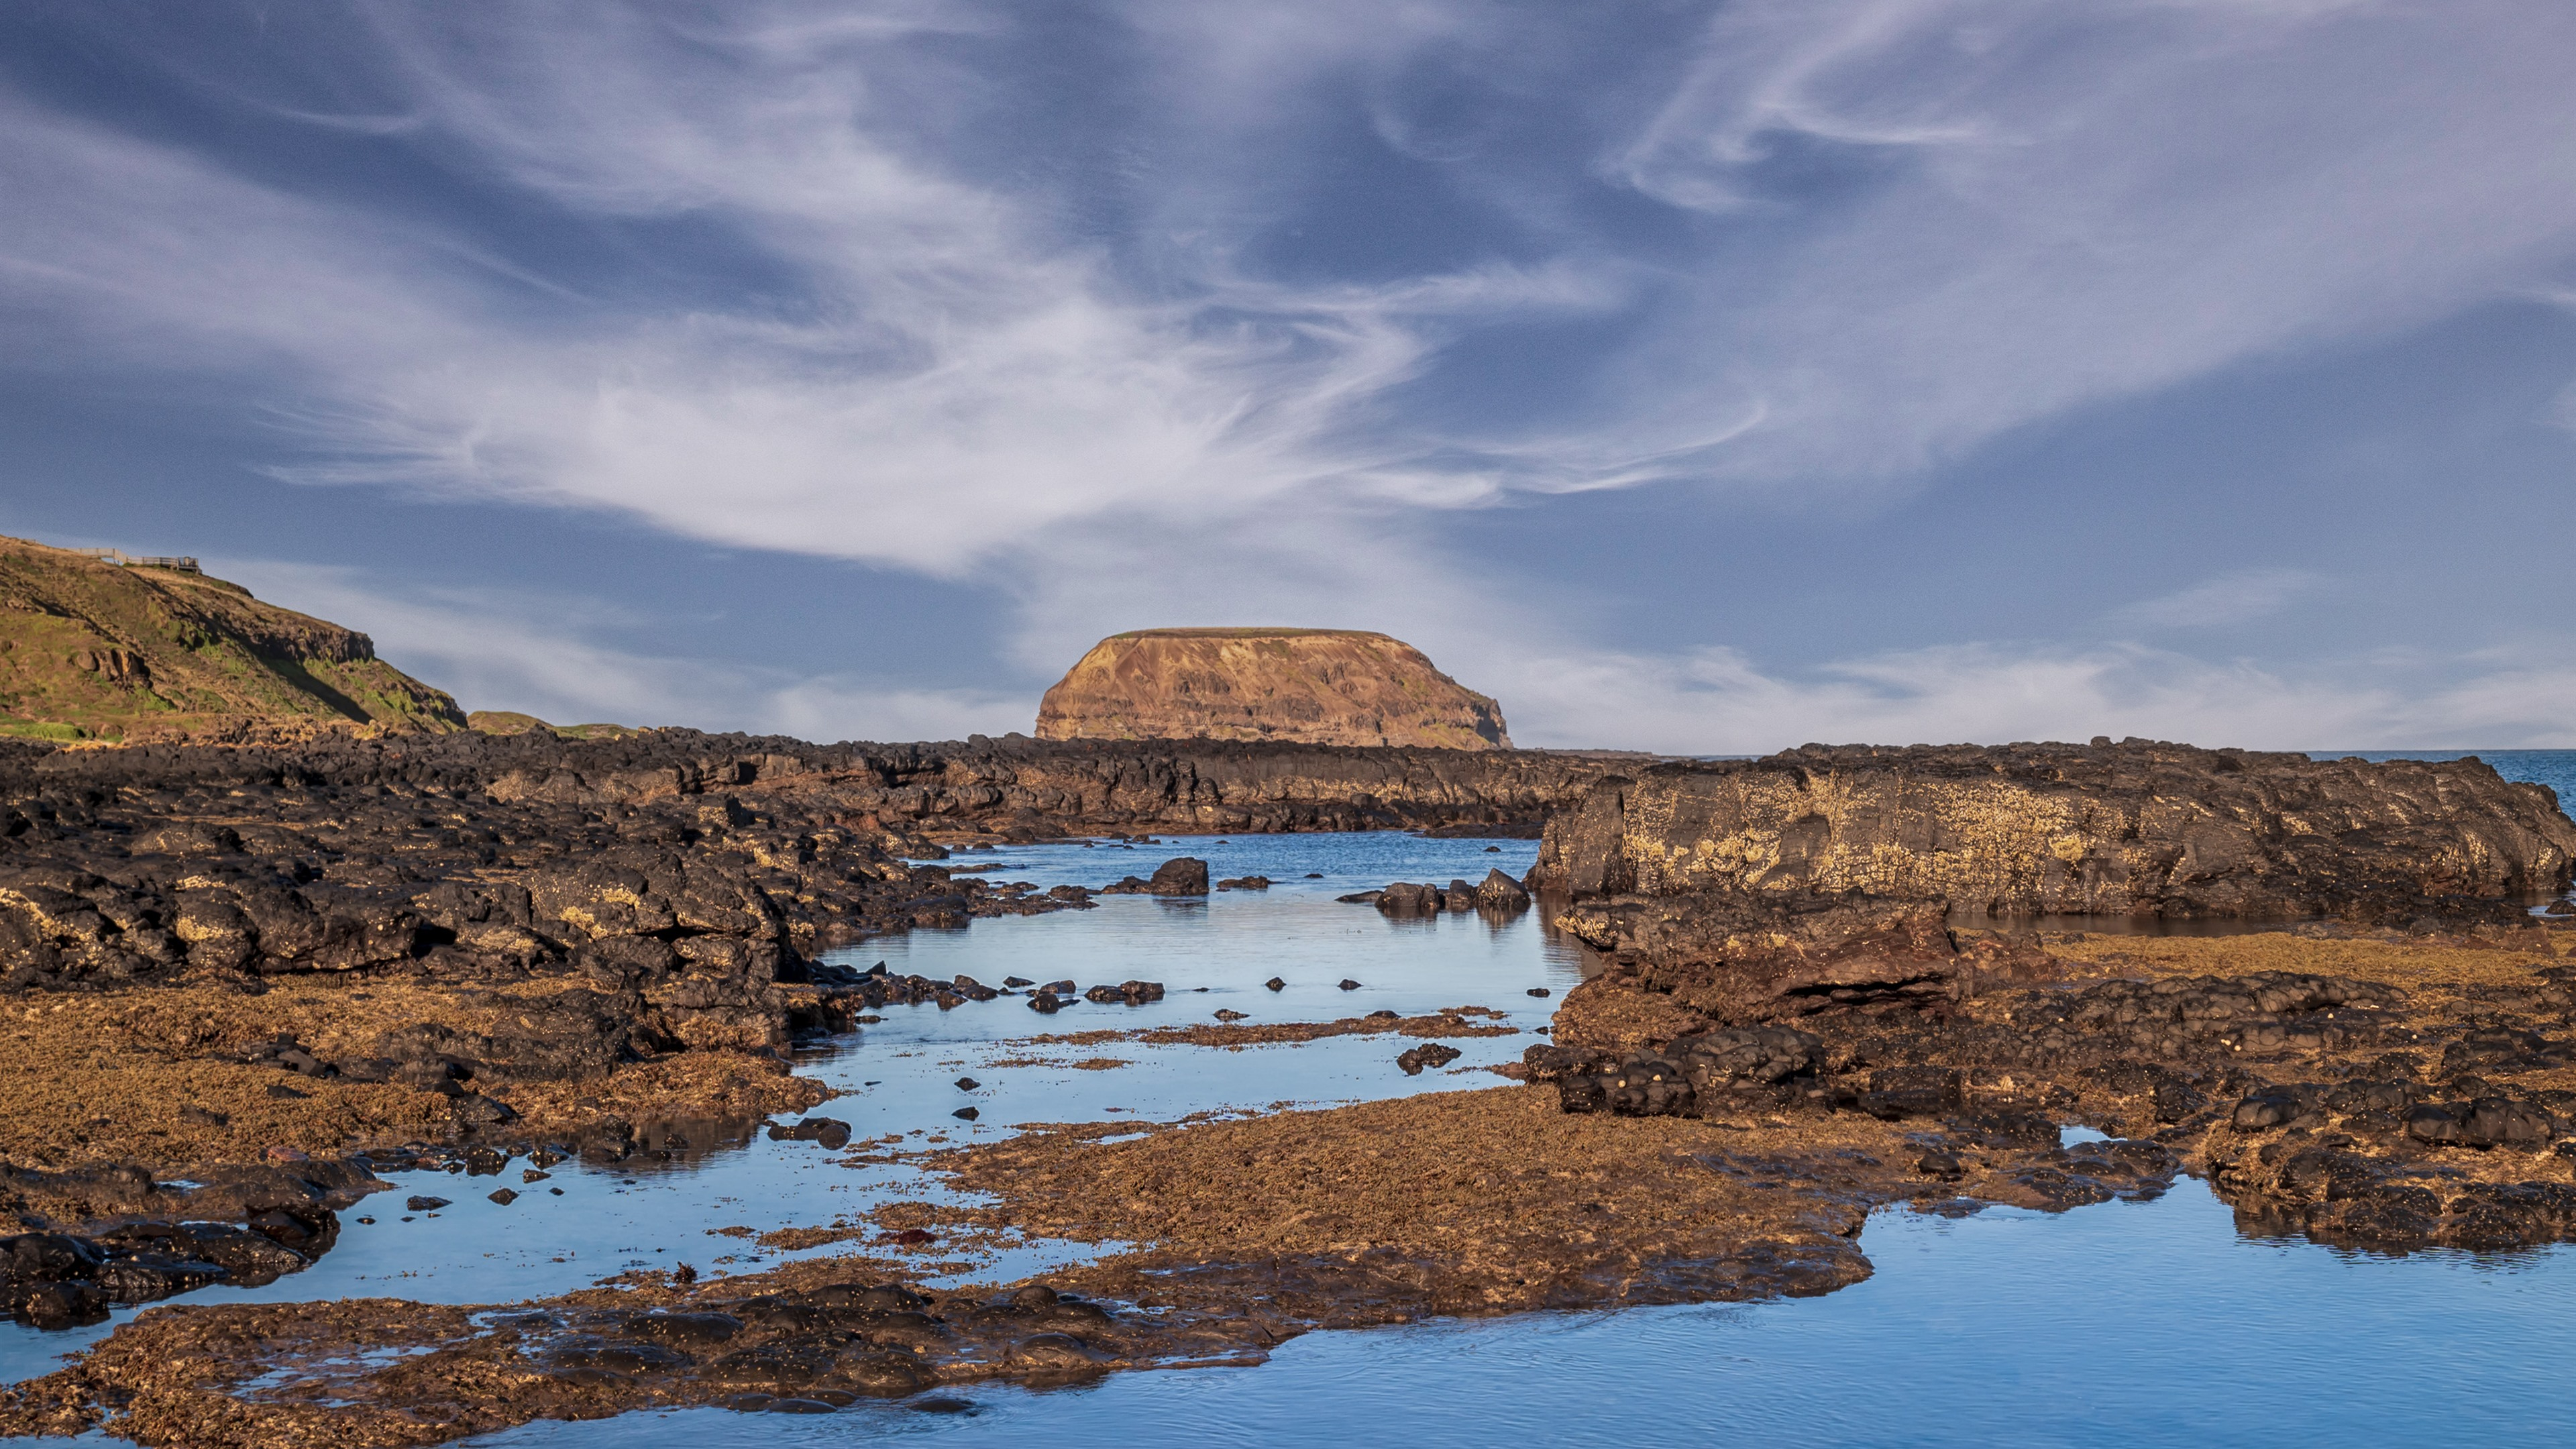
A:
[1529, 741, 2576, 921]
[1100, 858, 1210, 896]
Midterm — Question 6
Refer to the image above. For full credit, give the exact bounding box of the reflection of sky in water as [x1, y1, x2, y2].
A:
[478, 1178, 2576, 1448]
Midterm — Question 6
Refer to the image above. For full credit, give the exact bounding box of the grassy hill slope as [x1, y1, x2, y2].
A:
[0, 535, 466, 741]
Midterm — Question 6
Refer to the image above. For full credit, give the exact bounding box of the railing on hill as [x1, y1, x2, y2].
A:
[76, 547, 201, 574]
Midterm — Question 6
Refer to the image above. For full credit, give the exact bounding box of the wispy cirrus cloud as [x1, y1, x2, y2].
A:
[2108, 568, 2324, 631]
[216, 561, 1034, 741]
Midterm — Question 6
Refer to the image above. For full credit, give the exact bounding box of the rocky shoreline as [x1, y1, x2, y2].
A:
[8, 735, 2576, 1442]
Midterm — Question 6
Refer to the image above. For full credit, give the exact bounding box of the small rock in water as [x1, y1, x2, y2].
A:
[1338, 979, 1363, 991]
[1304, 872, 1324, 878]
[953, 1106, 980, 1122]
[1396, 1043, 1464, 1075]
[955, 1076, 981, 1091]
[1265, 977, 1285, 991]
[772, 1117, 853, 1149]
[488, 1188, 519, 1205]
[1485, 845, 1501, 852]
[1003, 976, 1034, 987]
[1027, 992, 1062, 1014]
[523, 1169, 551, 1183]
[1527, 987, 1552, 997]
[406, 1195, 451, 1212]
[1214, 1009, 1248, 1021]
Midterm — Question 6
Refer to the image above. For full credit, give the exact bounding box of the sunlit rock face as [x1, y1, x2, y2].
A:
[1034, 628, 1512, 751]
[1532, 741, 2576, 922]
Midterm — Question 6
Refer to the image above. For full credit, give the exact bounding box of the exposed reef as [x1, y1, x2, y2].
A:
[1538, 916, 2576, 1253]
[1036, 627, 1511, 750]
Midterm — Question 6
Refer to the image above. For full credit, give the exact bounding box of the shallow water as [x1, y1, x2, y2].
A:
[1, 835, 1569, 1386]
[472, 1178, 2576, 1448]
[18, 806, 2576, 1444]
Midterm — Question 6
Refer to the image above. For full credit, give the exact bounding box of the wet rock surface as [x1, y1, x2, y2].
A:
[1529, 740, 2576, 921]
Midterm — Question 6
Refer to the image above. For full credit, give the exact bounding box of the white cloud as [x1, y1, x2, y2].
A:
[2108, 568, 2322, 629]
[1601, 0, 2576, 486]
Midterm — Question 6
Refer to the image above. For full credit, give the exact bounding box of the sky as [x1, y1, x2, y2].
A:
[3, 0, 2573, 751]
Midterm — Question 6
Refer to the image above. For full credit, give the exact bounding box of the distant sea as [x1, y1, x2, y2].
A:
[1699, 749, 2576, 810]
[2346, 749, 2576, 806]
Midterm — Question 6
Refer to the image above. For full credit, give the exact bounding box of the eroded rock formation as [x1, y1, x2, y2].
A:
[1035, 628, 1511, 749]
[1531, 740, 2576, 922]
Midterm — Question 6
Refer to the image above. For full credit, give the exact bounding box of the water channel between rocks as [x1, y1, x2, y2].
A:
[14, 828, 2576, 1446]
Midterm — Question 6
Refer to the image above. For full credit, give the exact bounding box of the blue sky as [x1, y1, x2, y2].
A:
[3, 0, 2573, 749]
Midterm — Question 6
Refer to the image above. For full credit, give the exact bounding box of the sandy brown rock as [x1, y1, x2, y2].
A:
[1532, 740, 2576, 922]
[1035, 628, 1511, 750]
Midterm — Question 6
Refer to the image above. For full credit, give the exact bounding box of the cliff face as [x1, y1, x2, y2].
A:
[1035, 628, 1511, 750]
[0, 535, 465, 740]
[1530, 741, 2576, 922]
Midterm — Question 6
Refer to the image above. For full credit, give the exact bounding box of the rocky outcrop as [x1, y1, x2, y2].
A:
[1554, 892, 1970, 1023]
[1098, 858, 1210, 896]
[1356, 869, 1533, 916]
[0, 534, 466, 741]
[1531, 740, 2576, 922]
[0, 729, 1623, 839]
[1035, 628, 1511, 750]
